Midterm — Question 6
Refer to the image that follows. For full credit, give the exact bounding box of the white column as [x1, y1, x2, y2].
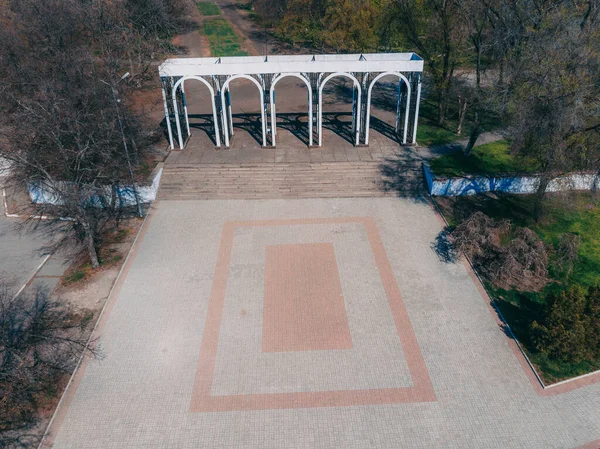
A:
[403, 83, 412, 145]
[412, 74, 422, 145]
[364, 95, 372, 146]
[308, 89, 313, 147]
[221, 89, 230, 147]
[354, 84, 361, 146]
[351, 86, 357, 141]
[182, 82, 191, 136]
[361, 75, 369, 145]
[318, 87, 323, 147]
[260, 89, 267, 147]
[270, 87, 277, 147]
[226, 89, 233, 136]
[172, 86, 184, 149]
[161, 83, 174, 150]
[209, 94, 221, 148]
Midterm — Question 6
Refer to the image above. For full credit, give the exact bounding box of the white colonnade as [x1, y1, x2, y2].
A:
[159, 53, 423, 149]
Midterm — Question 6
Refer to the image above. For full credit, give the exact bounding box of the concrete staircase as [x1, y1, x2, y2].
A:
[158, 161, 424, 200]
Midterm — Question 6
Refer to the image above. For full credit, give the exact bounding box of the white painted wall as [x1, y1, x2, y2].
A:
[0, 157, 11, 180]
[424, 164, 600, 196]
[27, 166, 163, 206]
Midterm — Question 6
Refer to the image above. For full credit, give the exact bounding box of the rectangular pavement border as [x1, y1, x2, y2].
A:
[190, 216, 437, 412]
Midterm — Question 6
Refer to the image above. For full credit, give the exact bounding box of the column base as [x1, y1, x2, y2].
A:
[179, 134, 191, 149]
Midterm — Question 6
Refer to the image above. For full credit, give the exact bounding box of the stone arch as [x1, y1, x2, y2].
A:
[172, 76, 221, 148]
[365, 72, 411, 145]
[270, 73, 313, 147]
[318, 72, 362, 146]
[221, 74, 267, 147]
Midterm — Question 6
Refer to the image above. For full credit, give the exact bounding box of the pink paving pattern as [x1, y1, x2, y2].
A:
[190, 217, 436, 412]
[263, 243, 353, 352]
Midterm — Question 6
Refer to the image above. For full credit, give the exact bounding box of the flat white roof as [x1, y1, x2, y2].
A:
[159, 53, 423, 77]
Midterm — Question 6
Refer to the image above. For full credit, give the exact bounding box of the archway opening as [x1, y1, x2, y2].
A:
[182, 78, 220, 147]
[366, 73, 411, 146]
[271, 75, 312, 147]
[224, 76, 266, 147]
[319, 74, 361, 147]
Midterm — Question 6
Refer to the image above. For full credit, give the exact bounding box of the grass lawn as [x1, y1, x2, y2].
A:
[416, 124, 458, 148]
[435, 192, 600, 383]
[416, 99, 500, 147]
[196, 2, 221, 16]
[429, 140, 540, 177]
[202, 18, 248, 57]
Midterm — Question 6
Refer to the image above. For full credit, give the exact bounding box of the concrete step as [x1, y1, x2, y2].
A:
[163, 163, 421, 172]
[158, 160, 424, 200]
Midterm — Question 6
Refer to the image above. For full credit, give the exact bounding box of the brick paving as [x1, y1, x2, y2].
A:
[165, 122, 413, 165]
[262, 243, 352, 353]
[47, 198, 600, 449]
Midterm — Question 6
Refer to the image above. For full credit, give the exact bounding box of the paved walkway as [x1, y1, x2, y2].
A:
[0, 189, 67, 296]
[46, 198, 600, 448]
[166, 116, 421, 165]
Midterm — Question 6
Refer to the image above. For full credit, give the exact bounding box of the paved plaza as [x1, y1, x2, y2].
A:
[46, 197, 600, 448]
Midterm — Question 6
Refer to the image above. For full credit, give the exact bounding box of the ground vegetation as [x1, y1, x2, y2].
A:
[437, 193, 600, 382]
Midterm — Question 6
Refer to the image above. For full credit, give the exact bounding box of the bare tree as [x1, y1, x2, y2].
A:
[391, 0, 470, 125]
[487, 1, 600, 219]
[0, 0, 178, 267]
[0, 65, 149, 267]
[0, 282, 96, 448]
[451, 212, 550, 291]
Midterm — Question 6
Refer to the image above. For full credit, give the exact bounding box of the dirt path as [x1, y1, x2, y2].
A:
[174, 1, 264, 58]
[210, 0, 263, 56]
[173, 3, 211, 57]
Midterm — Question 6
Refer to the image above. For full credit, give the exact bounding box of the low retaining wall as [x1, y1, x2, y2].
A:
[424, 164, 600, 196]
[0, 157, 10, 179]
[28, 165, 163, 207]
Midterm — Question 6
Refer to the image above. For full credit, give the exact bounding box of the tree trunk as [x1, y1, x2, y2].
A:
[84, 224, 100, 268]
[534, 176, 550, 222]
[476, 45, 482, 88]
[111, 184, 122, 229]
[437, 87, 448, 125]
[464, 113, 482, 156]
[457, 97, 467, 136]
[130, 138, 140, 166]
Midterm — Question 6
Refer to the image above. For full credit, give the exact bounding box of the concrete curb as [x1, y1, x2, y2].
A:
[12, 254, 52, 301]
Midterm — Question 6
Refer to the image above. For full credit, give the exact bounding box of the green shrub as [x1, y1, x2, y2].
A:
[196, 2, 221, 16]
[531, 286, 600, 363]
